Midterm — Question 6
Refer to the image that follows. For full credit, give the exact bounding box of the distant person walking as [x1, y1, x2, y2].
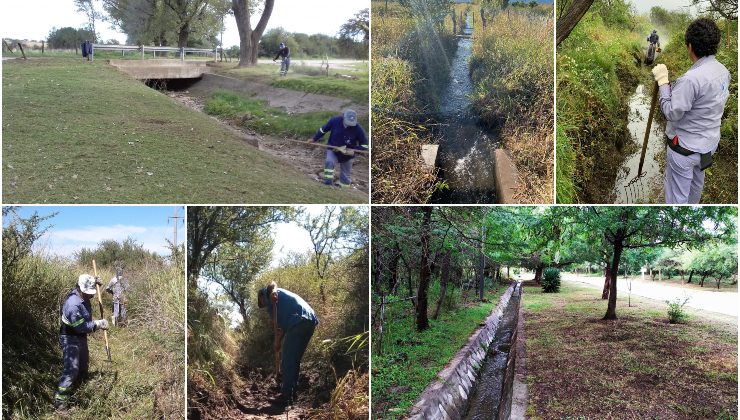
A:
[647, 29, 660, 47]
[105, 267, 129, 326]
[81, 40, 93, 61]
[257, 282, 318, 403]
[652, 18, 730, 204]
[273, 42, 290, 76]
[309, 110, 369, 188]
[54, 275, 109, 410]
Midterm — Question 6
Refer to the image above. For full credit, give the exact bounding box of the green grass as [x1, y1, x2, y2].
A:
[2, 58, 365, 203]
[371, 284, 506, 419]
[203, 91, 337, 138]
[216, 62, 369, 104]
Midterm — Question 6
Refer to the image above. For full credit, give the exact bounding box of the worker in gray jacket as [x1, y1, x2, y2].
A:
[54, 274, 109, 410]
[652, 18, 730, 204]
[105, 267, 129, 326]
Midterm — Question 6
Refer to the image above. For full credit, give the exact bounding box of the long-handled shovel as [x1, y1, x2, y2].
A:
[637, 81, 659, 176]
[272, 300, 280, 379]
[92, 260, 113, 362]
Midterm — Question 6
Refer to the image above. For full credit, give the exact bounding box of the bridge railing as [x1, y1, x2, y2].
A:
[91, 44, 217, 62]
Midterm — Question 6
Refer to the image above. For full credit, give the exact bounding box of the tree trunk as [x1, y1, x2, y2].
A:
[416, 207, 433, 332]
[534, 265, 544, 284]
[178, 25, 189, 48]
[687, 269, 694, 283]
[556, 0, 595, 46]
[602, 264, 611, 300]
[603, 241, 624, 320]
[700, 273, 707, 287]
[716, 277, 721, 290]
[433, 251, 451, 320]
[233, 0, 275, 67]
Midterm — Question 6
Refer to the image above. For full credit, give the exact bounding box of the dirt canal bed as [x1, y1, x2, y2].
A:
[432, 26, 500, 204]
[153, 83, 368, 196]
[612, 83, 666, 203]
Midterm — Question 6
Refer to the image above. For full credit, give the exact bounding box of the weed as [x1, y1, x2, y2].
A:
[666, 296, 690, 324]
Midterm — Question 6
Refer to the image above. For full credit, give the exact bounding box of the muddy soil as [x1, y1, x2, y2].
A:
[165, 91, 369, 195]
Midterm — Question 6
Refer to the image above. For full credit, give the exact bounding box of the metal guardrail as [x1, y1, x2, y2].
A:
[91, 44, 217, 62]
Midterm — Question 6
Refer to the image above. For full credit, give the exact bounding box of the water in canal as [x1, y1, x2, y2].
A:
[612, 83, 665, 203]
[432, 15, 498, 204]
[463, 285, 521, 420]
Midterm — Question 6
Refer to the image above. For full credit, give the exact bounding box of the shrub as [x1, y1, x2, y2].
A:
[541, 268, 561, 293]
[666, 296, 690, 324]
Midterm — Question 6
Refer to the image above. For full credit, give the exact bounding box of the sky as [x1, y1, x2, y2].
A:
[1, 0, 368, 47]
[3, 206, 183, 257]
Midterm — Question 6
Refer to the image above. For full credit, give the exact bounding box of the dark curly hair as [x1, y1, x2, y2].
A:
[685, 18, 721, 58]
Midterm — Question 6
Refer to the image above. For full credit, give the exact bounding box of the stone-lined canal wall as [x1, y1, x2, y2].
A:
[407, 282, 525, 419]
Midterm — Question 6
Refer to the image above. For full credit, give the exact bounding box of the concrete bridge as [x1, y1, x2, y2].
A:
[108, 59, 210, 79]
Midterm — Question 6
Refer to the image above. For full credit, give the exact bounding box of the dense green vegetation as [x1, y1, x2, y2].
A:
[2, 58, 363, 204]
[372, 206, 737, 417]
[187, 206, 369, 418]
[557, 0, 738, 203]
[2, 209, 185, 419]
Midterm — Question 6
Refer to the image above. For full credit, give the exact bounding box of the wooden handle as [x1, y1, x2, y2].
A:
[637, 81, 659, 176]
[92, 260, 112, 361]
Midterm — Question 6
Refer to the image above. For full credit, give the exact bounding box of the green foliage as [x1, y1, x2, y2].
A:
[556, 8, 645, 203]
[541, 268, 561, 293]
[76, 238, 161, 271]
[470, 9, 554, 202]
[259, 27, 367, 59]
[47, 27, 95, 49]
[666, 296, 690, 324]
[555, 125, 577, 203]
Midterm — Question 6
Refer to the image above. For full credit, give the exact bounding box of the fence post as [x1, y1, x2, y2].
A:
[17, 42, 26, 60]
[180, 47, 184, 61]
[141, 45, 144, 60]
[91, 44, 94, 62]
[41, 40, 44, 54]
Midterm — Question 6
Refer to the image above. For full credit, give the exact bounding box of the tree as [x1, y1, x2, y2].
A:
[186, 206, 290, 282]
[416, 207, 433, 331]
[339, 8, 369, 43]
[232, 0, 274, 66]
[691, 0, 738, 20]
[574, 207, 735, 320]
[556, 0, 594, 46]
[74, 0, 102, 42]
[47, 27, 96, 49]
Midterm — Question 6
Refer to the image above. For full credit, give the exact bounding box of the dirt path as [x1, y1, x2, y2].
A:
[165, 91, 369, 196]
[562, 273, 738, 317]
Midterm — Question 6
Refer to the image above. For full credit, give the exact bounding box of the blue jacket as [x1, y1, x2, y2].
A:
[274, 46, 290, 60]
[59, 289, 97, 336]
[313, 116, 369, 151]
[266, 288, 318, 331]
[648, 33, 659, 43]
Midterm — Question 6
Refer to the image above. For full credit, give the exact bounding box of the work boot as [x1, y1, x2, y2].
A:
[269, 392, 294, 405]
[54, 398, 68, 412]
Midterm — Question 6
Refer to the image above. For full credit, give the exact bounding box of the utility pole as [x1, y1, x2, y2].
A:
[169, 207, 184, 257]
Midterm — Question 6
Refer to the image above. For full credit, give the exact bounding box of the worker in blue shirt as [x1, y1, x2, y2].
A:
[257, 282, 318, 404]
[652, 18, 730, 204]
[309, 109, 369, 187]
[273, 42, 290, 76]
[54, 274, 109, 410]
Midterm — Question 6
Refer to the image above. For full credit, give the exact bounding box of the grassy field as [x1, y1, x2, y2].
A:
[212, 62, 369, 104]
[2, 58, 365, 203]
[523, 281, 737, 418]
[371, 282, 507, 419]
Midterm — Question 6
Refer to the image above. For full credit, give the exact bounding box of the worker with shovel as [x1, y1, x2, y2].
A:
[310, 109, 369, 188]
[105, 267, 129, 326]
[652, 18, 730, 204]
[257, 282, 318, 404]
[54, 274, 109, 410]
[273, 42, 291, 76]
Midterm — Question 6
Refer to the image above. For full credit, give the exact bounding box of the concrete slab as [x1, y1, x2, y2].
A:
[493, 148, 521, 204]
[109, 59, 209, 79]
[421, 144, 439, 169]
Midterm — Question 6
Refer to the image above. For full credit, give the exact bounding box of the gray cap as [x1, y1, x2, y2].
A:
[343, 109, 357, 127]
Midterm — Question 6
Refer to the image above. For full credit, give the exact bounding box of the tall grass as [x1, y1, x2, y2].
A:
[2, 245, 185, 419]
[470, 11, 554, 203]
[556, 11, 646, 203]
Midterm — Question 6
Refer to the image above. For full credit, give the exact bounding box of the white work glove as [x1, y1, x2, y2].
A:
[652, 64, 669, 86]
[94, 319, 109, 330]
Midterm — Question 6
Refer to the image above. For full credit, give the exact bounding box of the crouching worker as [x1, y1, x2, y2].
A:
[54, 274, 109, 410]
[105, 267, 129, 326]
[309, 109, 368, 187]
[257, 282, 319, 403]
[652, 18, 730, 204]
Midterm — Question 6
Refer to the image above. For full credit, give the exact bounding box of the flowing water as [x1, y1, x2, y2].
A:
[463, 285, 521, 420]
[612, 84, 665, 203]
[432, 16, 498, 204]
